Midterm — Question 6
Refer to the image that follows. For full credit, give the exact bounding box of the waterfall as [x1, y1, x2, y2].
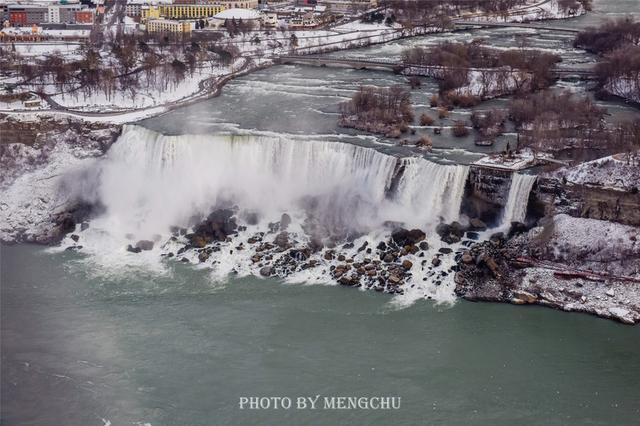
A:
[501, 173, 537, 226]
[393, 158, 469, 225]
[72, 125, 470, 242]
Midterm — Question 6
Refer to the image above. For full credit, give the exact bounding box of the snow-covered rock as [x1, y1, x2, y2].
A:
[554, 154, 640, 190]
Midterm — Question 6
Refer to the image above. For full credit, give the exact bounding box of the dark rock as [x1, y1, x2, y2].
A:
[402, 260, 413, 270]
[126, 244, 142, 254]
[431, 257, 441, 267]
[186, 234, 210, 248]
[376, 241, 387, 251]
[289, 248, 310, 261]
[469, 218, 487, 231]
[391, 228, 426, 247]
[135, 240, 154, 251]
[439, 247, 453, 254]
[274, 232, 290, 249]
[198, 251, 210, 263]
[442, 233, 461, 244]
[280, 213, 292, 231]
[436, 223, 451, 238]
[508, 221, 528, 238]
[490, 232, 505, 243]
[466, 231, 479, 240]
[338, 276, 353, 286]
[260, 266, 273, 277]
[70, 234, 80, 242]
[419, 241, 429, 251]
[388, 274, 402, 285]
[450, 221, 467, 237]
[80, 223, 89, 231]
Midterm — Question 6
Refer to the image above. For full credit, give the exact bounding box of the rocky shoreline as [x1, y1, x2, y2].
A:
[454, 215, 640, 324]
[145, 208, 462, 296]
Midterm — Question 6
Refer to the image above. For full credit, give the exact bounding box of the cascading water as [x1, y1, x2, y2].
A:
[63, 125, 471, 303]
[73, 125, 470, 239]
[501, 173, 537, 227]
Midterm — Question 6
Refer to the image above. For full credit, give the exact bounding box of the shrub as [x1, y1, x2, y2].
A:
[452, 121, 470, 138]
[438, 107, 449, 119]
[447, 93, 480, 108]
[420, 113, 435, 126]
[430, 94, 439, 107]
[574, 18, 640, 55]
[416, 136, 433, 150]
[339, 85, 414, 127]
[471, 108, 507, 137]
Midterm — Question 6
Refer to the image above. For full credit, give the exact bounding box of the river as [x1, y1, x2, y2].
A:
[2, 2, 640, 425]
[2, 244, 640, 425]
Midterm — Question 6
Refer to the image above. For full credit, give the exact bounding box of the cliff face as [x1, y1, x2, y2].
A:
[462, 166, 513, 225]
[464, 165, 640, 228]
[0, 114, 121, 244]
[535, 177, 640, 227]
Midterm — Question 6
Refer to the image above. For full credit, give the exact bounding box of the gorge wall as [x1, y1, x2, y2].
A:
[464, 166, 640, 227]
[534, 178, 640, 227]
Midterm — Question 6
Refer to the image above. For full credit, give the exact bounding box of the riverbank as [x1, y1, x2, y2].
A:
[455, 214, 640, 324]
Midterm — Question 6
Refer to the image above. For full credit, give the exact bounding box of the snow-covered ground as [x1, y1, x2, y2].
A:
[6, 42, 85, 58]
[0, 0, 580, 119]
[533, 214, 639, 269]
[462, 0, 585, 23]
[474, 148, 550, 170]
[507, 213, 640, 323]
[403, 66, 532, 99]
[0, 122, 115, 242]
[49, 62, 239, 112]
[554, 153, 640, 190]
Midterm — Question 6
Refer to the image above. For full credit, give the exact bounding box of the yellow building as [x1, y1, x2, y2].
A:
[214, 0, 258, 8]
[142, 4, 225, 21]
[146, 18, 192, 33]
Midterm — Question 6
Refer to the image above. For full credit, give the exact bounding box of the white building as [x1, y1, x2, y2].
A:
[47, 4, 84, 24]
[210, 8, 263, 29]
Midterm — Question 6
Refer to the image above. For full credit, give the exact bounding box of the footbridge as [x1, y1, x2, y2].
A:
[275, 55, 597, 79]
[452, 20, 581, 33]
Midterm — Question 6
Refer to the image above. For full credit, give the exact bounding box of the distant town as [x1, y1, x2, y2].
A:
[0, 0, 379, 41]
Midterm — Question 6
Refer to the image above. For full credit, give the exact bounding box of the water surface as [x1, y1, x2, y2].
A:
[2, 245, 639, 425]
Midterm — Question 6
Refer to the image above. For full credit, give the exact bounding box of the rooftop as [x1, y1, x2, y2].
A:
[213, 8, 262, 20]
